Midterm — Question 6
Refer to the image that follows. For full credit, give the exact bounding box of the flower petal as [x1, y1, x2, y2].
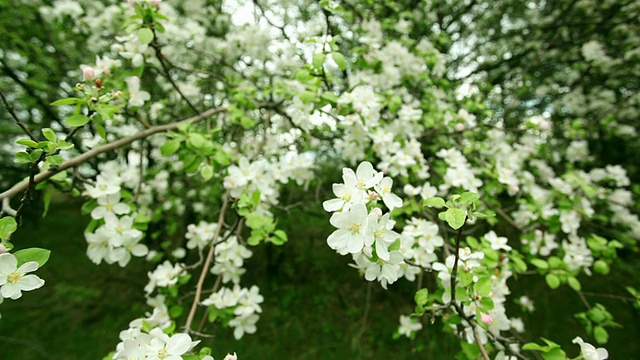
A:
[18, 274, 44, 291]
[0, 254, 17, 276]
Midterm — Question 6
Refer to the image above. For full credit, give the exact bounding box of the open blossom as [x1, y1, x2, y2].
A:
[0, 253, 45, 300]
[229, 313, 259, 339]
[84, 174, 121, 198]
[374, 177, 403, 211]
[484, 231, 512, 251]
[367, 212, 401, 261]
[146, 328, 199, 360]
[127, 76, 151, 107]
[347, 161, 384, 190]
[145, 261, 184, 294]
[322, 179, 364, 212]
[572, 337, 608, 360]
[398, 315, 422, 337]
[327, 203, 370, 255]
[91, 193, 130, 220]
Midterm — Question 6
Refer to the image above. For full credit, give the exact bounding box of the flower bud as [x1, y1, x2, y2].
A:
[224, 353, 238, 360]
[481, 313, 493, 325]
[0, 244, 6, 254]
[82, 66, 95, 81]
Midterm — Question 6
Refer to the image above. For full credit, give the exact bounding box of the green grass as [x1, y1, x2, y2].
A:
[1, 200, 639, 359]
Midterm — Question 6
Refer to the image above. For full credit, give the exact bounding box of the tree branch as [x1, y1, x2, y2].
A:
[0, 106, 226, 202]
[184, 193, 230, 332]
[0, 89, 38, 141]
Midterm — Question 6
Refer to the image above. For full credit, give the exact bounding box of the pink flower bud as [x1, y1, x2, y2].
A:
[481, 313, 493, 325]
[0, 244, 6, 254]
[82, 66, 95, 81]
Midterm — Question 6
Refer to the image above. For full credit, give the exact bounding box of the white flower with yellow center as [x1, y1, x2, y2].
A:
[0, 253, 45, 300]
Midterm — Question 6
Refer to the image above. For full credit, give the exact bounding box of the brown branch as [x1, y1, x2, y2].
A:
[0, 106, 226, 202]
[0, 89, 38, 141]
[184, 193, 230, 332]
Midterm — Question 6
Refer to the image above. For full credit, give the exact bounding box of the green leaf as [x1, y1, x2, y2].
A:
[13, 248, 51, 267]
[312, 52, 326, 69]
[169, 305, 184, 318]
[545, 273, 560, 289]
[479, 297, 494, 310]
[331, 52, 348, 70]
[42, 185, 53, 218]
[41, 128, 57, 143]
[138, 27, 154, 45]
[474, 276, 492, 297]
[530, 258, 549, 270]
[273, 230, 288, 243]
[458, 192, 479, 205]
[423, 197, 445, 208]
[541, 348, 566, 360]
[47, 155, 64, 166]
[50, 97, 82, 106]
[15, 152, 32, 164]
[160, 139, 181, 156]
[16, 139, 38, 148]
[251, 189, 261, 207]
[414, 288, 429, 306]
[593, 325, 609, 344]
[522, 343, 545, 351]
[200, 164, 214, 181]
[444, 208, 466, 229]
[0, 216, 18, 240]
[64, 114, 90, 127]
[30, 149, 43, 162]
[567, 276, 581, 291]
[593, 260, 610, 275]
[187, 133, 206, 149]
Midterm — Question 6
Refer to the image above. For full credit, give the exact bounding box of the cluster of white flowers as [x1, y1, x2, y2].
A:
[201, 285, 264, 340]
[223, 151, 315, 211]
[324, 162, 409, 288]
[113, 324, 199, 360]
[144, 260, 184, 294]
[400, 218, 443, 269]
[210, 235, 252, 284]
[84, 172, 149, 267]
[436, 148, 483, 193]
[185, 221, 219, 250]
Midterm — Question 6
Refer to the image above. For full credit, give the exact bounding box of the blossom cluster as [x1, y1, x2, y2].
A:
[83, 170, 148, 267]
[201, 285, 264, 340]
[323, 161, 407, 288]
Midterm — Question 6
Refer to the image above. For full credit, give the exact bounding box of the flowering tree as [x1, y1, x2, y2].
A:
[0, 0, 639, 359]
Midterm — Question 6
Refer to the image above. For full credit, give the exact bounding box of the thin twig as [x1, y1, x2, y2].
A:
[184, 193, 230, 332]
[0, 89, 38, 141]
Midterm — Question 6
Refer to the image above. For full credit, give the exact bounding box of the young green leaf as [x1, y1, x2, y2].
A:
[13, 248, 51, 267]
[64, 114, 91, 127]
[545, 273, 560, 289]
[50, 97, 82, 106]
[444, 208, 467, 229]
[423, 197, 446, 208]
[331, 52, 348, 70]
[138, 27, 154, 45]
[0, 216, 18, 240]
